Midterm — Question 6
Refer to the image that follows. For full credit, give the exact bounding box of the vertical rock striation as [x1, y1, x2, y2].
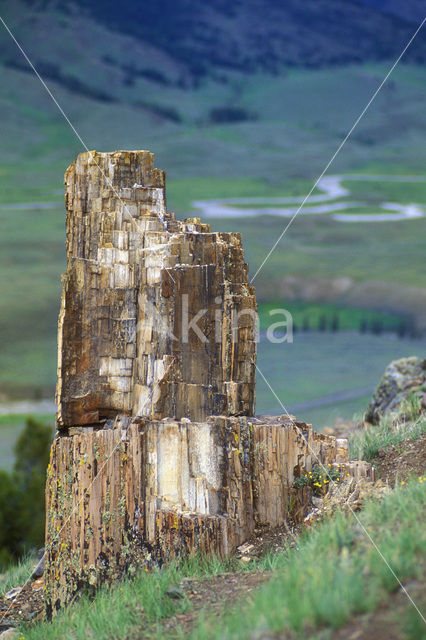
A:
[57, 150, 256, 426]
[45, 150, 371, 616]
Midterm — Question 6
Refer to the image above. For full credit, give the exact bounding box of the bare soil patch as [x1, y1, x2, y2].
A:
[159, 571, 272, 638]
[373, 433, 426, 487]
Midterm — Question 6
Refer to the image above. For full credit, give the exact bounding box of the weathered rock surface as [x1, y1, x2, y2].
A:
[57, 150, 256, 426]
[45, 414, 349, 614]
[45, 150, 373, 616]
[0, 628, 19, 639]
[365, 356, 426, 424]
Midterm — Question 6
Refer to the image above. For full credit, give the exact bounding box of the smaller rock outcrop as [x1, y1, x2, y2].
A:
[365, 356, 426, 424]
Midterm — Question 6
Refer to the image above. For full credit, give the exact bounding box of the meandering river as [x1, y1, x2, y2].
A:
[193, 174, 426, 222]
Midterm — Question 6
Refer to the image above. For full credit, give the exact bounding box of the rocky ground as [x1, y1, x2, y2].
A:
[0, 579, 43, 635]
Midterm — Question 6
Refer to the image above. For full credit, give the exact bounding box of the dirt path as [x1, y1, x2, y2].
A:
[157, 571, 272, 639]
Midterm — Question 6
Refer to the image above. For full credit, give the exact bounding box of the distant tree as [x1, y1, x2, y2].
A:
[0, 471, 22, 568]
[331, 314, 339, 332]
[409, 324, 418, 340]
[360, 318, 368, 333]
[0, 417, 53, 569]
[209, 107, 256, 123]
[318, 314, 327, 331]
[302, 316, 310, 332]
[13, 417, 53, 551]
[371, 319, 383, 335]
[397, 320, 407, 338]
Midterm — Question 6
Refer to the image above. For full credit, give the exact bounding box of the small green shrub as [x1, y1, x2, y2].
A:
[293, 463, 348, 496]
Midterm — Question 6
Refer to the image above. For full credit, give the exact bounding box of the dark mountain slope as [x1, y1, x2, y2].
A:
[358, 0, 425, 24]
[21, 0, 426, 82]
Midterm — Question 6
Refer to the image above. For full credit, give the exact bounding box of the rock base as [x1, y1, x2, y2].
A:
[45, 414, 358, 614]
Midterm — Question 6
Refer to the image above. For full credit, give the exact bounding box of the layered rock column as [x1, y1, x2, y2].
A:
[57, 150, 256, 426]
[45, 150, 359, 616]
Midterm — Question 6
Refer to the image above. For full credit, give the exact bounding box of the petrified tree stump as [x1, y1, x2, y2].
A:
[57, 150, 256, 426]
[45, 150, 369, 616]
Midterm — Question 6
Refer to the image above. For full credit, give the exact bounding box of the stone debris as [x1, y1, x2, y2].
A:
[165, 585, 185, 599]
[45, 150, 373, 616]
[31, 552, 44, 580]
[303, 477, 390, 526]
[3, 589, 21, 602]
[237, 543, 255, 555]
[0, 579, 44, 632]
[0, 629, 19, 639]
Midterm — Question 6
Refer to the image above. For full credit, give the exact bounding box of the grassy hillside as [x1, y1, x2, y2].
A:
[1, 59, 426, 189]
[1, 397, 425, 640]
[3, 0, 426, 91]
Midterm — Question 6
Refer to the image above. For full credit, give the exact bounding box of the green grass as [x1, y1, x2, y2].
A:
[19, 554, 257, 640]
[18, 479, 426, 639]
[187, 480, 426, 640]
[4, 408, 424, 638]
[166, 176, 319, 214]
[208, 213, 426, 292]
[0, 554, 36, 595]
[340, 179, 426, 205]
[350, 413, 426, 462]
[325, 206, 413, 215]
[256, 332, 426, 427]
